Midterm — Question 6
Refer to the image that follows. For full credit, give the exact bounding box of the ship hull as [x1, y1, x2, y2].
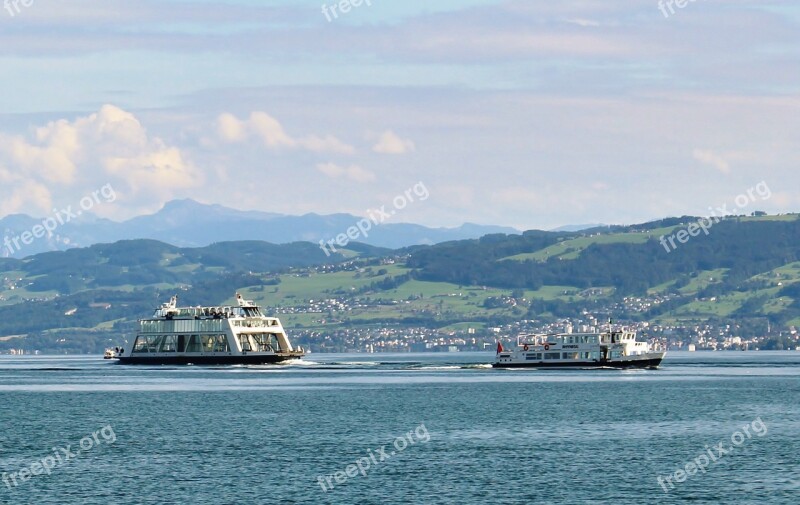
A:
[493, 355, 664, 369]
[116, 353, 303, 366]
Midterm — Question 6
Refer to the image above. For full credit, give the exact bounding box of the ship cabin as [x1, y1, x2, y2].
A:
[130, 294, 295, 357]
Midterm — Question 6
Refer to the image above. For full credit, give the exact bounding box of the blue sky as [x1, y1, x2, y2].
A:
[0, 0, 798, 229]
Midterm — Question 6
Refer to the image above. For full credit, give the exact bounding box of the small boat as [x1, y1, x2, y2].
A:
[114, 293, 305, 365]
[493, 329, 665, 369]
[103, 348, 118, 359]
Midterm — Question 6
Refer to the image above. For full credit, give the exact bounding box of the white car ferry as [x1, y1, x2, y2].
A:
[493, 329, 665, 369]
[115, 293, 305, 365]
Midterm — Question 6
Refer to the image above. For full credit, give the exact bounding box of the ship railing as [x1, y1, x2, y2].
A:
[516, 334, 558, 347]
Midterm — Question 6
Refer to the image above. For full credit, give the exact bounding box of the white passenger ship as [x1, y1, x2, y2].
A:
[115, 293, 305, 365]
[493, 329, 665, 369]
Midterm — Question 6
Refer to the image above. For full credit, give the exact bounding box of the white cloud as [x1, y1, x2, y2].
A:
[316, 162, 375, 183]
[564, 18, 601, 27]
[300, 135, 356, 155]
[248, 112, 296, 148]
[217, 112, 246, 142]
[0, 172, 53, 217]
[693, 148, 731, 174]
[217, 111, 355, 154]
[0, 104, 202, 219]
[372, 130, 415, 155]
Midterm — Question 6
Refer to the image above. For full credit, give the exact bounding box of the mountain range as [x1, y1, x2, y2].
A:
[0, 199, 518, 258]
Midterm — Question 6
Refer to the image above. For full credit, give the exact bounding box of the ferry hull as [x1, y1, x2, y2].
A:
[493, 356, 664, 369]
[116, 353, 303, 366]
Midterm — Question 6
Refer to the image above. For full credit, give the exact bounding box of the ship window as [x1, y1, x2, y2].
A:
[562, 352, 579, 360]
[239, 335, 252, 352]
[176, 320, 194, 333]
[132, 336, 154, 353]
[251, 333, 277, 352]
[186, 335, 201, 353]
[544, 352, 560, 360]
[159, 335, 178, 353]
[213, 335, 230, 352]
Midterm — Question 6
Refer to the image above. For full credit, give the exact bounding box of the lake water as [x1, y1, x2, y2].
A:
[0, 351, 798, 504]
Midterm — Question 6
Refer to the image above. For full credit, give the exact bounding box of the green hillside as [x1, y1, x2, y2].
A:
[1, 213, 799, 353]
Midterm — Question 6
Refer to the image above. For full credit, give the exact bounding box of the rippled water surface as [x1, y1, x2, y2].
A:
[1, 351, 798, 504]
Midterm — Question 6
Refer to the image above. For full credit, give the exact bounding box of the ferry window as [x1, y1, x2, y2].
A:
[132, 336, 150, 353]
[562, 352, 578, 360]
[213, 335, 230, 352]
[544, 352, 560, 360]
[202, 335, 216, 351]
[159, 335, 178, 352]
[252, 333, 276, 352]
[268, 333, 281, 352]
[239, 335, 252, 352]
[133, 335, 159, 353]
[186, 335, 201, 353]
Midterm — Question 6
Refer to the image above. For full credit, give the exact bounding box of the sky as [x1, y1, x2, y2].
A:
[0, 0, 798, 230]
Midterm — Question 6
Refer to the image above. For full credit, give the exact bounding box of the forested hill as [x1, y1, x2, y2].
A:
[408, 215, 800, 294]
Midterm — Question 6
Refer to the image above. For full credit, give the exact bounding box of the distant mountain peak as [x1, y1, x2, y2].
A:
[0, 199, 520, 257]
